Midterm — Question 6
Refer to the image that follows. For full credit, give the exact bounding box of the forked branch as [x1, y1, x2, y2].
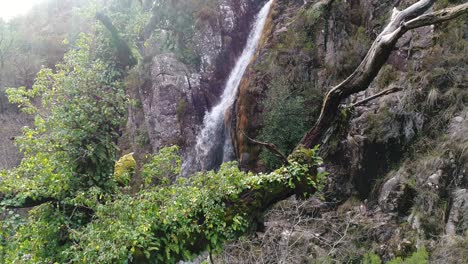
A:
[299, 1, 468, 149]
[243, 131, 289, 165]
[351, 87, 403, 108]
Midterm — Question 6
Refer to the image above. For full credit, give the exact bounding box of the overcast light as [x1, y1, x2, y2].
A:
[0, 0, 45, 21]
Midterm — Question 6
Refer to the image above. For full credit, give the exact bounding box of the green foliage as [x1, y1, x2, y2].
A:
[387, 246, 429, 264]
[259, 77, 316, 170]
[0, 1, 331, 263]
[88, 0, 218, 68]
[0, 208, 25, 263]
[362, 252, 382, 264]
[362, 247, 428, 264]
[3, 204, 69, 263]
[289, 146, 327, 191]
[335, 26, 371, 77]
[0, 20, 17, 70]
[136, 129, 151, 147]
[0, 32, 128, 262]
[141, 146, 182, 187]
[67, 162, 243, 263]
[102, 0, 151, 41]
[286, 146, 328, 200]
[296, 1, 328, 31]
[82, 0, 150, 68]
[302, 7, 323, 27]
[405, 248, 429, 264]
[1, 146, 324, 263]
[363, 105, 397, 141]
[2, 33, 127, 199]
[142, 0, 219, 66]
[255, 3, 327, 170]
[63, 147, 324, 263]
[376, 65, 397, 90]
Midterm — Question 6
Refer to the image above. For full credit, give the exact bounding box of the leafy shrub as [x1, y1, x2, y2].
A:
[253, 3, 327, 170]
[2, 142, 324, 263]
[3, 204, 70, 263]
[141, 146, 182, 186]
[0, 33, 128, 262]
[363, 252, 382, 264]
[387, 246, 429, 264]
[337, 26, 371, 77]
[2, 33, 127, 199]
[259, 77, 311, 169]
[0, 207, 25, 263]
[65, 153, 323, 263]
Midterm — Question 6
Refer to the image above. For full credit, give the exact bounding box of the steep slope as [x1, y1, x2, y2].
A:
[121, 0, 269, 175]
[226, 0, 467, 262]
[0, 0, 466, 262]
[0, 0, 89, 170]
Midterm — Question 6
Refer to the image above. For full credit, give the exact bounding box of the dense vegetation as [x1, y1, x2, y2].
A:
[0, 0, 467, 263]
[0, 53, 324, 260]
[0, 1, 324, 262]
[256, 4, 328, 169]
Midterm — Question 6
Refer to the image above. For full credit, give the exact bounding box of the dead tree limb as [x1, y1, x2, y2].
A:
[242, 131, 289, 165]
[351, 87, 403, 108]
[299, 1, 468, 149]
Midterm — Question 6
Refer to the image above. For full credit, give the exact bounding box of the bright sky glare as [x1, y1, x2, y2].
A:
[0, 0, 45, 21]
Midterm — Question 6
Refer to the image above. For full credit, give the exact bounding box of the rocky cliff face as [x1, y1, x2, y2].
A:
[139, 54, 201, 152]
[225, 0, 467, 262]
[1, 0, 466, 261]
[126, 0, 267, 162]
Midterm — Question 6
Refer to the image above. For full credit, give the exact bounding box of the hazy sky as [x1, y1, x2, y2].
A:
[0, 0, 44, 21]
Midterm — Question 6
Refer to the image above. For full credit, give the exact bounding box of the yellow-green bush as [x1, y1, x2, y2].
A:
[114, 153, 137, 186]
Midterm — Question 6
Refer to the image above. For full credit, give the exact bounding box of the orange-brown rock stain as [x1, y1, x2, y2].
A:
[232, 0, 277, 171]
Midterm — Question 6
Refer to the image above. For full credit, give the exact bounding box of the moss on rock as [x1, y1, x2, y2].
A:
[114, 153, 137, 186]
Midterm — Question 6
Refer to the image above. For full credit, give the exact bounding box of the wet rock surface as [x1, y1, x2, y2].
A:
[140, 54, 201, 152]
[132, 0, 266, 157]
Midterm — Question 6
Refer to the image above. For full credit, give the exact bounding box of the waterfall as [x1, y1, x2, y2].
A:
[190, 0, 273, 172]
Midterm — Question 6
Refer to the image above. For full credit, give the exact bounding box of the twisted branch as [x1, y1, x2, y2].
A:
[243, 131, 289, 165]
[299, 1, 468, 149]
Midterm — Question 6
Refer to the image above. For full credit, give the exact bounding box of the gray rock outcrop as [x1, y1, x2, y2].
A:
[133, 0, 265, 158]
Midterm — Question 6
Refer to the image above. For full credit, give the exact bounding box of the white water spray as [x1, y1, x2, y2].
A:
[192, 0, 273, 171]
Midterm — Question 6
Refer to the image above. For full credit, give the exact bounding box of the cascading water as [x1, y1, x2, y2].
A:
[190, 0, 273, 172]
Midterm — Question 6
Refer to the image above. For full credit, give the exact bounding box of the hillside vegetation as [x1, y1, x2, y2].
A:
[0, 0, 467, 263]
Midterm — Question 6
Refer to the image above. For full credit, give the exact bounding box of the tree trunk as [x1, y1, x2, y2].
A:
[300, 1, 468, 149]
[96, 12, 137, 70]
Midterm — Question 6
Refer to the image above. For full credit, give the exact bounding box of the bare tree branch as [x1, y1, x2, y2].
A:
[299, 1, 467, 149]
[243, 131, 289, 165]
[350, 87, 403, 108]
[403, 3, 468, 30]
